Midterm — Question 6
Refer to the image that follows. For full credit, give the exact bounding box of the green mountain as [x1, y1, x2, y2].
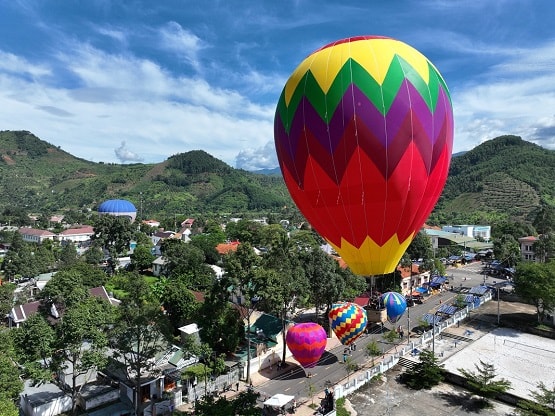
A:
[0, 130, 291, 219]
[437, 135, 555, 223]
[1, 131, 554, 226]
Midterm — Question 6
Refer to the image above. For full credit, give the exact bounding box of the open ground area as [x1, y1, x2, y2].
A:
[346, 298, 554, 415]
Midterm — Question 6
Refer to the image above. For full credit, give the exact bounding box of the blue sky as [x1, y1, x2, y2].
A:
[1, 1, 555, 170]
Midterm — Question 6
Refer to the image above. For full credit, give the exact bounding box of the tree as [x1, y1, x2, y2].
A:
[532, 204, 555, 235]
[66, 262, 108, 288]
[190, 233, 221, 264]
[493, 234, 521, 267]
[344, 356, 359, 382]
[365, 341, 382, 367]
[533, 233, 555, 263]
[401, 349, 444, 389]
[258, 223, 288, 250]
[458, 360, 511, 406]
[91, 215, 134, 256]
[514, 262, 555, 322]
[12, 313, 56, 383]
[300, 248, 345, 332]
[111, 273, 171, 415]
[54, 297, 115, 415]
[58, 242, 79, 268]
[530, 382, 555, 412]
[491, 219, 536, 241]
[129, 244, 155, 272]
[260, 234, 309, 364]
[222, 243, 266, 382]
[161, 238, 215, 289]
[1, 233, 39, 280]
[406, 231, 434, 260]
[194, 389, 260, 416]
[84, 245, 104, 265]
[0, 282, 15, 320]
[0, 331, 23, 405]
[518, 381, 555, 415]
[224, 219, 263, 245]
[162, 277, 200, 333]
[39, 269, 89, 311]
[0, 399, 18, 416]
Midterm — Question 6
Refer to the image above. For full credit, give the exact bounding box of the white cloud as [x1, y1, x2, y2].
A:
[235, 140, 278, 171]
[157, 21, 203, 71]
[2, 0, 555, 171]
[0, 51, 51, 77]
[115, 141, 144, 163]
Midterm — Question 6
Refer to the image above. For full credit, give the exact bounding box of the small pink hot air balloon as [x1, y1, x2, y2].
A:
[286, 322, 327, 369]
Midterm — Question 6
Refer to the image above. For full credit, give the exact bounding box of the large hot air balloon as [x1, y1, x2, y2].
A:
[381, 291, 407, 324]
[274, 36, 454, 276]
[329, 302, 367, 345]
[286, 322, 327, 369]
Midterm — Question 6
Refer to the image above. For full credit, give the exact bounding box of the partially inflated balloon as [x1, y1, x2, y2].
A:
[381, 291, 407, 324]
[286, 322, 327, 368]
[329, 302, 367, 345]
[274, 36, 453, 275]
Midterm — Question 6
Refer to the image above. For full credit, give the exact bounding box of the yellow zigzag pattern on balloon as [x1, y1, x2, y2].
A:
[329, 232, 414, 276]
[285, 38, 431, 103]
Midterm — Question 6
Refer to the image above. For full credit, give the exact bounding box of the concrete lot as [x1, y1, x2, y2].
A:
[346, 298, 552, 416]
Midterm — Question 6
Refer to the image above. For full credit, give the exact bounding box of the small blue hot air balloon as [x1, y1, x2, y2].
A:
[381, 292, 407, 324]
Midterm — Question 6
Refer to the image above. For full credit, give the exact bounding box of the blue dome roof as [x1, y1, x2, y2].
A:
[98, 199, 137, 213]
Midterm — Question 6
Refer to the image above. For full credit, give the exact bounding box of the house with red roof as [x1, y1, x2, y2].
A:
[518, 235, 539, 262]
[397, 263, 431, 296]
[58, 225, 95, 244]
[18, 227, 57, 244]
[216, 241, 240, 255]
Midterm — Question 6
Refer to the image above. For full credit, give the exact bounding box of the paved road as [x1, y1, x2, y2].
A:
[253, 263, 488, 406]
[176, 263, 517, 414]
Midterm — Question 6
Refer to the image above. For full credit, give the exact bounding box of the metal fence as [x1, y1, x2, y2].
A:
[328, 291, 492, 401]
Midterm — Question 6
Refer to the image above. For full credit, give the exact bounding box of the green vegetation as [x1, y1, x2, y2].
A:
[458, 360, 512, 407]
[335, 397, 351, 416]
[518, 381, 555, 415]
[514, 262, 555, 322]
[432, 135, 555, 224]
[4, 131, 555, 228]
[400, 349, 444, 389]
[0, 130, 292, 223]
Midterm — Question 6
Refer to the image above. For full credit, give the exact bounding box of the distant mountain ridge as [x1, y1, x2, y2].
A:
[252, 167, 281, 176]
[438, 135, 555, 222]
[0, 130, 554, 225]
[0, 130, 291, 219]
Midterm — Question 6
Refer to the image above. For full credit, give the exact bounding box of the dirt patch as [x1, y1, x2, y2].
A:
[2, 154, 15, 165]
[347, 367, 516, 415]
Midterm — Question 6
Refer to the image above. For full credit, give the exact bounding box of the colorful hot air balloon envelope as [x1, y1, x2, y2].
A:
[329, 302, 368, 345]
[274, 36, 454, 276]
[381, 291, 407, 324]
[286, 322, 327, 369]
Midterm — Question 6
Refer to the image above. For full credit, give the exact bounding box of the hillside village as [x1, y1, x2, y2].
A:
[1, 193, 554, 416]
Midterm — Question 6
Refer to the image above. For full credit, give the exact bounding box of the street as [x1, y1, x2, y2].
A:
[251, 262, 488, 406]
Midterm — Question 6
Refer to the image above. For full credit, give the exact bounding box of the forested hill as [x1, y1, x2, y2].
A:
[0, 130, 291, 220]
[1, 130, 555, 226]
[437, 135, 555, 223]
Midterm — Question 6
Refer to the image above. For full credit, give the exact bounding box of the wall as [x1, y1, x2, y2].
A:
[331, 293, 492, 401]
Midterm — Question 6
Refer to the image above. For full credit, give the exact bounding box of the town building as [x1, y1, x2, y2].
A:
[518, 235, 539, 262]
[441, 224, 491, 242]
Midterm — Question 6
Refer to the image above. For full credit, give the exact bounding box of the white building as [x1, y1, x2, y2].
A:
[58, 225, 95, 244]
[18, 227, 57, 243]
[441, 225, 491, 242]
[518, 236, 539, 262]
